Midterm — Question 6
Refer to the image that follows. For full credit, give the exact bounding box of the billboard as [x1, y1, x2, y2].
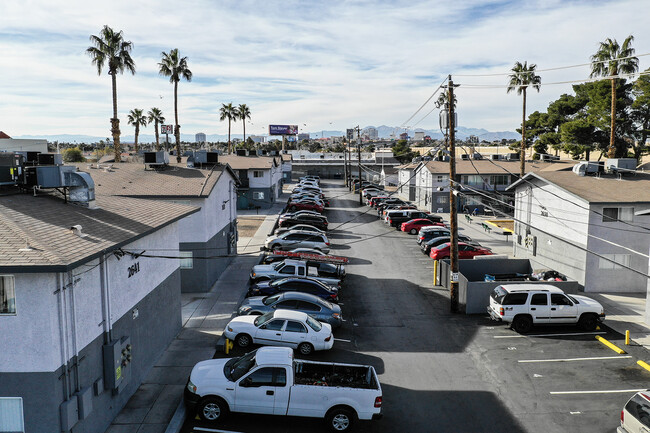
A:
[161, 124, 174, 134]
[269, 124, 298, 135]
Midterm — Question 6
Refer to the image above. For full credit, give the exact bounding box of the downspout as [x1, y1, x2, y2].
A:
[99, 252, 113, 343]
[67, 271, 80, 393]
[56, 272, 70, 401]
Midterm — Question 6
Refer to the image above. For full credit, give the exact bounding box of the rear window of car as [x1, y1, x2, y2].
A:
[503, 293, 529, 305]
[625, 393, 650, 427]
[491, 286, 507, 303]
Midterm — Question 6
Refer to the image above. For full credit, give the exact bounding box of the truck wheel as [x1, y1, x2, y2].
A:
[578, 313, 598, 331]
[512, 315, 533, 334]
[198, 397, 229, 422]
[235, 333, 252, 348]
[326, 407, 356, 432]
[297, 342, 314, 356]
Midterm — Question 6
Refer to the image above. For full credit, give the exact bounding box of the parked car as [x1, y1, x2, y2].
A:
[368, 196, 389, 207]
[250, 259, 342, 286]
[184, 346, 383, 432]
[237, 292, 343, 328]
[275, 224, 324, 236]
[429, 242, 493, 260]
[381, 204, 417, 219]
[618, 390, 650, 433]
[292, 186, 322, 195]
[287, 200, 324, 213]
[420, 234, 477, 255]
[487, 284, 606, 333]
[247, 277, 339, 303]
[416, 227, 450, 244]
[376, 199, 407, 215]
[289, 248, 327, 255]
[388, 211, 443, 228]
[401, 219, 445, 234]
[278, 214, 328, 231]
[224, 309, 333, 355]
[265, 231, 330, 253]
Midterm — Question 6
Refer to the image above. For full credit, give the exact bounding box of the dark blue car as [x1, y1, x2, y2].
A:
[247, 277, 339, 303]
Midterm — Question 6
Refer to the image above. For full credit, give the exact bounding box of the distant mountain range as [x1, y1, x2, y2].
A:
[15, 126, 520, 144]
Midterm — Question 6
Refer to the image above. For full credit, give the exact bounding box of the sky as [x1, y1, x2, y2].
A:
[1, 0, 650, 139]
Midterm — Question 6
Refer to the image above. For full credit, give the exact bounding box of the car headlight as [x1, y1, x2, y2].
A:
[332, 313, 341, 319]
[227, 326, 233, 332]
[187, 380, 197, 394]
[239, 306, 252, 314]
[251, 272, 256, 277]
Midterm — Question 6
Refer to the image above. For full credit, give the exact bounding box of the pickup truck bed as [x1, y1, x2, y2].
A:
[294, 360, 378, 389]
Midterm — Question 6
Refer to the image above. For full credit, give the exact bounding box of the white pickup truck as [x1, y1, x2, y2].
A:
[184, 346, 383, 432]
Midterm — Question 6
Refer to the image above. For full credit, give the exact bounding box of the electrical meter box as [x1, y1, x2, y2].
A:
[103, 336, 132, 394]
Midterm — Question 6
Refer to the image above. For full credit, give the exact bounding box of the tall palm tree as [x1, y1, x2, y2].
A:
[127, 108, 147, 153]
[158, 48, 192, 162]
[507, 61, 541, 177]
[147, 107, 165, 151]
[237, 104, 251, 144]
[86, 25, 136, 163]
[220, 103, 238, 154]
[590, 35, 638, 158]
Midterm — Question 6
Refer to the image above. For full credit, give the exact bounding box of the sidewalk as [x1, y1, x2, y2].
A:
[105, 204, 283, 433]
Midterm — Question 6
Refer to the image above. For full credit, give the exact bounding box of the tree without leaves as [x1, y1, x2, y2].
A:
[127, 108, 147, 153]
[590, 35, 638, 158]
[159, 48, 192, 162]
[507, 61, 541, 177]
[147, 107, 165, 151]
[86, 25, 136, 163]
[220, 103, 237, 154]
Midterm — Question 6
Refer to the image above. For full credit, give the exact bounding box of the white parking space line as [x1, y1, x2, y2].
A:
[519, 355, 633, 363]
[334, 338, 351, 342]
[194, 427, 245, 433]
[494, 331, 607, 339]
[550, 389, 646, 395]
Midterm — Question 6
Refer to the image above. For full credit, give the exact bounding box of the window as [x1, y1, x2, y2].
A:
[297, 267, 305, 276]
[624, 394, 650, 427]
[503, 293, 529, 305]
[0, 397, 24, 432]
[0, 276, 16, 315]
[279, 265, 295, 275]
[241, 367, 275, 387]
[253, 192, 265, 200]
[276, 300, 298, 309]
[262, 320, 285, 331]
[436, 175, 446, 182]
[530, 294, 548, 305]
[179, 251, 193, 269]
[437, 196, 448, 204]
[297, 301, 320, 312]
[602, 207, 634, 222]
[489, 175, 510, 186]
[253, 170, 264, 178]
[285, 321, 307, 333]
[551, 294, 573, 306]
[274, 368, 287, 387]
[599, 254, 631, 270]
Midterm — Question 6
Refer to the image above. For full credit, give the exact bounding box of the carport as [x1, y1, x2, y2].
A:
[436, 258, 583, 314]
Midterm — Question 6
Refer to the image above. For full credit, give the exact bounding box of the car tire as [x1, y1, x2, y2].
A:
[409, 228, 418, 235]
[326, 407, 356, 432]
[578, 313, 598, 331]
[235, 333, 252, 348]
[297, 342, 314, 356]
[290, 205, 297, 211]
[512, 315, 533, 334]
[198, 397, 229, 422]
[270, 244, 281, 251]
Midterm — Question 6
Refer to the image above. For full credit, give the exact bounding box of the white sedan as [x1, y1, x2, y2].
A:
[224, 309, 334, 355]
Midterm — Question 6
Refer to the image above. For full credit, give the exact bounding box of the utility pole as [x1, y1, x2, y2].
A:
[447, 75, 459, 313]
[343, 137, 348, 187]
[357, 126, 362, 205]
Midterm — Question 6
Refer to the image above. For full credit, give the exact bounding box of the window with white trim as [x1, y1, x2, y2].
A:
[598, 253, 631, 270]
[253, 192, 265, 200]
[179, 251, 193, 269]
[602, 207, 634, 222]
[0, 276, 16, 315]
[0, 397, 24, 432]
[253, 170, 264, 178]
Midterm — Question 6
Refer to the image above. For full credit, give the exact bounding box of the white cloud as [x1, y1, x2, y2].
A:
[0, 0, 649, 137]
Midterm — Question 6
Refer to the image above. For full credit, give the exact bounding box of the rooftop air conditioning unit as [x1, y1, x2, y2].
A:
[540, 154, 560, 162]
[490, 154, 501, 160]
[506, 153, 519, 161]
[605, 158, 636, 175]
[236, 149, 248, 156]
[38, 153, 63, 166]
[143, 151, 169, 166]
[472, 152, 483, 160]
[461, 154, 470, 160]
[0, 152, 24, 185]
[572, 161, 601, 176]
[194, 151, 219, 164]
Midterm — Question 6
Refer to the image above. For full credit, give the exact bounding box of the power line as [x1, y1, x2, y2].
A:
[400, 77, 448, 128]
[457, 71, 650, 90]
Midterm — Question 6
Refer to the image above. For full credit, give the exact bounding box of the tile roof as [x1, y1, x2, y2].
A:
[218, 155, 280, 170]
[0, 131, 12, 139]
[80, 162, 230, 198]
[515, 171, 650, 204]
[0, 192, 198, 271]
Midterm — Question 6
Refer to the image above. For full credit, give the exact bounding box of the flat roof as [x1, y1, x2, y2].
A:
[219, 155, 280, 170]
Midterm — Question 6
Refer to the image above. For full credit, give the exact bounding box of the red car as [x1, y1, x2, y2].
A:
[401, 219, 445, 234]
[288, 200, 324, 213]
[429, 242, 493, 260]
[368, 196, 389, 207]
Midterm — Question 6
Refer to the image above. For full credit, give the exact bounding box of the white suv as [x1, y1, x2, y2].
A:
[487, 284, 605, 333]
[619, 390, 650, 433]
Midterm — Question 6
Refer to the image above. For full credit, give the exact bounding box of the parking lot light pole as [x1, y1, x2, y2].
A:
[357, 126, 362, 205]
[448, 76, 460, 313]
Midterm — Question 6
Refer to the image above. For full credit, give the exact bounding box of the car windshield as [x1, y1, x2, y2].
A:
[263, 294, 281, 306]
[273, 262, 284, 270]
[317, 297, 333, 308]
[567, 295, 579, 303]
[224, 349, 257, 381]
[491, 286, 507, 303]
[435, 243, 450, 250]
[254, 311, 274, 327]
[306, 315, 322, 331]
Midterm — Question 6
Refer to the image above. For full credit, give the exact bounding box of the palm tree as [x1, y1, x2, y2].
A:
[147, 107, 165, 151]
[220, 103, 238, 154]
[507, 61, 541, 177]
[237, 104, 252, 144]
[590, 35, 638, 158]
[127, 108, 147, 153]
[86, 25, 136, 163]
[158, 48, 192, 162]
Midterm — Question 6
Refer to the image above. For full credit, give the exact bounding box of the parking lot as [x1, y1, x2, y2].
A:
[181, 179, 650, 433]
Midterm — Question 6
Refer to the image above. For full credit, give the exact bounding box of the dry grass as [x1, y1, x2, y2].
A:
[237, 216, 266, 237]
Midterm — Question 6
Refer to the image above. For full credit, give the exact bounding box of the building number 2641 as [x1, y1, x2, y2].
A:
[128, 262, 140, 278]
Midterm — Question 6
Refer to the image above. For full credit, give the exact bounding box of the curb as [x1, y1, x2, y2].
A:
[163, 399, 186, 433]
